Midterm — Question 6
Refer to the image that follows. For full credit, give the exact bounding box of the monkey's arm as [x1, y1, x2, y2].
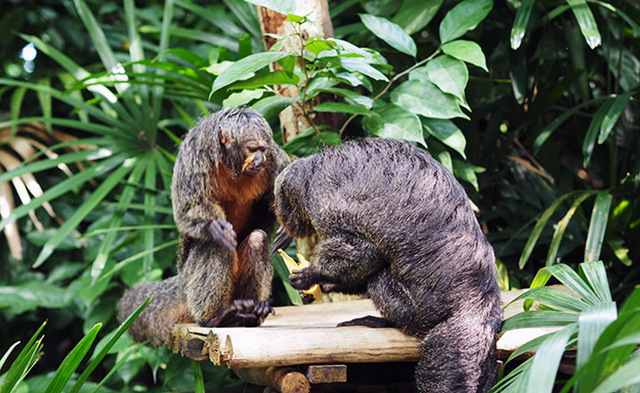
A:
[289, 235, 385, 293]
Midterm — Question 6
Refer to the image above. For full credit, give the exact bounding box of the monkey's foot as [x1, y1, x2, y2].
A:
[201, 299, 274, 328]
[299, 291, 315, 304]
[208, 218, 237, 252]
[337, 316, 393, 328]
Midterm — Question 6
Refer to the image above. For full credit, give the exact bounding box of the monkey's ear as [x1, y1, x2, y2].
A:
[218, 129, 230, 146]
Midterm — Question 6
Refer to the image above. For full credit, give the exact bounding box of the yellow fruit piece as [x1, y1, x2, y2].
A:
[277, 249, 323, 302]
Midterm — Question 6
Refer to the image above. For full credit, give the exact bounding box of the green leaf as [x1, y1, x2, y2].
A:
[337, 58, 389, 81]
[510, 0, 535, 49]
[0, 149, 113, 184]
[69, 298, 151, 393]
[501, 310, 578, 332]
[0, 342, 20, 372]
[314, 132, 342, 147]
[512, 287, 590, 312]
[0, 155, 124, 233]
[33, 158, 137, 268]
[441, 40, 488, 72]
[91, 158, 148, 283]
[251, 95, 298, 120]
[545, 193, 592, 267]
[391, 80, 468, 120]
[591, 355, 640, 393]
[306, 37, 335, 55]
[223, 89, 265, 108]
[598, 92, 631, 144]
[212, 51, 294, 93]
[579, 261, 612, 303]
[591, 1, 640, 37]
[576, 302, 617, 381]
[545, 263, 600, 305]
[566, 0, 601, 49]
[393, 0, 442, 35]
[411, 56, 469, 108]
[0, 322, 44, 393]
[583, 100, 613, 167]
[525, 325, 577, 393]
[533, 99, 598, 153]
[193, 362, 205, 393]
[584, 192, 613, 263]
[244, 0, 295, 15]
[518, 190, 597, 269]
[44, 324, 102, 393]
[359, 14, 417, 57]
[314, 102, 372, 116]
[313, 88, 373, 109]
[229, 70, 299, 90]
[452, 159, 481, 191]
[439, 0, 493, 43]
[422, 118, 466, 158]
[362, 103, 425, 147]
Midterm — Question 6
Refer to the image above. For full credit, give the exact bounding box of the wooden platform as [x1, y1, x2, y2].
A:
[170, 289, 558, 392]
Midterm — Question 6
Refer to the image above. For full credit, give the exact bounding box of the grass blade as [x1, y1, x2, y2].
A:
[519, 190, 596, 269]
[545, 264, 600, 305]
[80, 225, 175, 239]
[545, 193, 592, 266]
[0, 155, 124, 232]
[143, 156, 158, 275]
[0, 322, 46, 393]
[591, 355, 640, 393]
[566, 0, 601, 49]
[69, 297, 151, 393]
[0, 149, 113, 184]
[193, 362, 205, 393]
[575, 302, 617, 392]
[510, 0, 535, 49]
[509, 287, 590, 313]
[152, 0, 175, 128]
[90, 156, 148, 283]
[523, 267, 553, 310]
[10, 87, 27, 137]
[501, 310, 578, 332]
[0, 342, 21, 371]
[98, 239, 180, 282]
[36, 78, 53, 132]
[583, 99, 613, 167]
[525, 325, 577, 393]
[578, 261, 612, 303]
[43, 324, 102, 393]
[584, 191, 612, 262]
[598, 92, 631, 144]
[33, 158, 137, 268]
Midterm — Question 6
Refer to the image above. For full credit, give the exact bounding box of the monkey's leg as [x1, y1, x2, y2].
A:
[204, 230, 275, 327]
[179, 241, 234, 327]
[289, 236, 384, 294]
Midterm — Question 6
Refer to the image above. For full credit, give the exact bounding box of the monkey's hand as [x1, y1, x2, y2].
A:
[288, 268, 320, 291]
[208, 218, 237, 252]
[201, 299, 275, 327]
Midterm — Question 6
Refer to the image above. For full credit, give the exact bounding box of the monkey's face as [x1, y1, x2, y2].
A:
[241, 139, 269, 176]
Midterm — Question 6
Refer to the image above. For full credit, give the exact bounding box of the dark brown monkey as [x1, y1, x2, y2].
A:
[274, 138, 502, 393]
[117, 108, 290, 346]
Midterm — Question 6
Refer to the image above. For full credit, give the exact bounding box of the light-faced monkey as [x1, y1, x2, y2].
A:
[118, 108, 290, 346]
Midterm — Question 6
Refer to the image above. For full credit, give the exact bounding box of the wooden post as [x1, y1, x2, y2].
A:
[234, 367, 311, 393]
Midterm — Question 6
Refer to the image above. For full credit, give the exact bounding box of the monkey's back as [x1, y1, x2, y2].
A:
[294, 138, 497, 297]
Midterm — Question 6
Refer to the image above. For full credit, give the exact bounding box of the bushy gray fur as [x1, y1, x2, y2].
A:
[274, 138, 502, 393]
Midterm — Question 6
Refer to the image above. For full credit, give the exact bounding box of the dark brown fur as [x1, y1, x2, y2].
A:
[117, 108, 290, 346]
[274, 138, 502, 393]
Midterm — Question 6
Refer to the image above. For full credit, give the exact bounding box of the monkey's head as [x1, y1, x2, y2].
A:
[215, 108, 274, 178]
[274, 159, 316, 238]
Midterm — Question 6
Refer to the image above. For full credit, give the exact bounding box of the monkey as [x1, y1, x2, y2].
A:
[117, 107, 290, 347]
[274, 138, 503, 393]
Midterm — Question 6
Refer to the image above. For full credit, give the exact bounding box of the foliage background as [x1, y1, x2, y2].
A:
[0, 0, 638, 391]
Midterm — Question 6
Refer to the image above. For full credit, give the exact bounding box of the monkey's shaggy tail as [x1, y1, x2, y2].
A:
[117, 276, 193, 347]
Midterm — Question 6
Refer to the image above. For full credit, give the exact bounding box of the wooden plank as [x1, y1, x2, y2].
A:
[306, 365, 347, 383]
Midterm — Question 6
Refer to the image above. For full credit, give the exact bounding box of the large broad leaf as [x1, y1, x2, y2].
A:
[393, 0, 442, 35]
[244, 0, 295, 15]
[411, 56, 469, 106]
[337, 58, 389, 81]
[566, 0, 601, 49]
[439, 0, 493, 43]
[452, 159, 481, 191]
[362, 103, 425, 147]
[251, 95, 297, 120]
[422, 118, 466, 158]
[510, 0, 535, 49]
[212, 51, 294, 92]
[390, 80, 468, 120]
[441, 40, 488, 72]
[314, 102, 372, 116]
[359, 14, 417, 57]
